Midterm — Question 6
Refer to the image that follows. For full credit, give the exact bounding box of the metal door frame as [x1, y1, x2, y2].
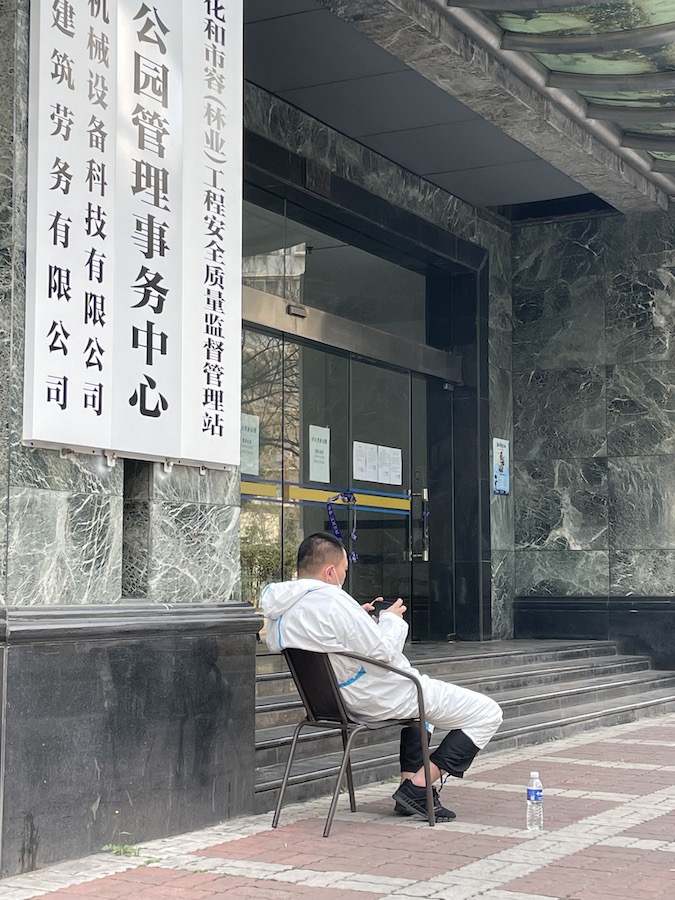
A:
[243, 285, 463, 386]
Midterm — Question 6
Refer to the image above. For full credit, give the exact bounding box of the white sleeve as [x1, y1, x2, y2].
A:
[378, 609, 408, 653]
[330, 596, 409, 676]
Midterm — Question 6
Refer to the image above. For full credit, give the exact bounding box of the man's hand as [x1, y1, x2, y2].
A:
[381, 598, 407, 617]
[361, 601, 376, 614]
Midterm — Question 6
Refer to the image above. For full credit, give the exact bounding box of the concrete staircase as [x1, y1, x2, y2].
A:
[254, 639, 675, 813]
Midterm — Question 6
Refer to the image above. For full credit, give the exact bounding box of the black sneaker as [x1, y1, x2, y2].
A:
[394, 789, 455, 819]
[392, 780, 456, 822]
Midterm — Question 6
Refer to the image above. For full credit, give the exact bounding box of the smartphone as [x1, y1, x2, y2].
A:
[372, 598, 398, 611]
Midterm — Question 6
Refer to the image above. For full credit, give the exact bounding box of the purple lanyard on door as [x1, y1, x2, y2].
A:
[326, 491, 358, 563]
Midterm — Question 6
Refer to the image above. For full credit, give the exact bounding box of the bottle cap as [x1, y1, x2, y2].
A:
[530, 771, 539, 778]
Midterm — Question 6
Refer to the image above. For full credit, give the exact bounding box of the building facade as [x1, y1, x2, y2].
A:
[0, 0, 674, 878]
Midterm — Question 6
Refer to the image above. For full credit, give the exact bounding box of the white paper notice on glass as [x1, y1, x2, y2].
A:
[353, 441, 379, 482]
[240, 414, 260, 476]
[378, 445, 391, 484]
[366, 443, 379, 481]
[389, 447, 403, 485]
[353, 441, 367, 481]
[309, 425, 331, 483]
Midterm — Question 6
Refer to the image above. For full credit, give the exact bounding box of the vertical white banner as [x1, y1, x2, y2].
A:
[112, 0, 183, 456]
[24, 0, 243, 469]
[180, 0, 243, 466]
[25, 0, 118, 447]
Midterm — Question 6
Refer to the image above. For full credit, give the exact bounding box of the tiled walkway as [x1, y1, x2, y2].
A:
[3, 713, 675, 899]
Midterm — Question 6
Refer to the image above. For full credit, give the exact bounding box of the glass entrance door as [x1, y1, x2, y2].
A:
[347, 359, 412, 621]
[241, 330, 439, 641]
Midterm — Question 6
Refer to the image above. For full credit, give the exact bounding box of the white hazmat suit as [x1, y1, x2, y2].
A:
[261, 578, 502, 753]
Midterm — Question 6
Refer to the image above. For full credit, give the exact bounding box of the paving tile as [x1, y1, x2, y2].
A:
[8, 713, 675, 900]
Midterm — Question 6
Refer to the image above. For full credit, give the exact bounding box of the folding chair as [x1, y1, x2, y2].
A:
[271, 648, 436, 836]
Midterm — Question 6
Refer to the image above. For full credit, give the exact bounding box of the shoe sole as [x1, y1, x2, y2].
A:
[392, 789, 432, 821]
[393, 789, 457, 822]
[394, 803, 412, 816]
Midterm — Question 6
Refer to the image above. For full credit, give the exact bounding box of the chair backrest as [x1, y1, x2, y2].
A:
[284, 648, 351, 726]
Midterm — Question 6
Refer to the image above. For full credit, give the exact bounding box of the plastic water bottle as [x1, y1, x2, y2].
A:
[526, 771, 543, 831]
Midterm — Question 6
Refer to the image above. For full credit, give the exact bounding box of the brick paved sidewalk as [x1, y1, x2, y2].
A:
[3, 713, 675, 900]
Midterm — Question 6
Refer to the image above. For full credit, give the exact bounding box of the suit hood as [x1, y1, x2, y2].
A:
[260, 578, 331, 619]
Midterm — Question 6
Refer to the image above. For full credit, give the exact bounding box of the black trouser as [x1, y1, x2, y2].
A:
[400, 725, 480, 779]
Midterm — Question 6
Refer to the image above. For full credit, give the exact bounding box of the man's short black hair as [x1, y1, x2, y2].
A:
[297, 532, 345, 576]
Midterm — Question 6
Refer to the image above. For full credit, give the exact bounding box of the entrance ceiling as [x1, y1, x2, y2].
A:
[244, 0, 675, 216]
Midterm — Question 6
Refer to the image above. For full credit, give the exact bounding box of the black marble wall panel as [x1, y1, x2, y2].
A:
[607, 362, 675, 455]
[513, 218, 609, 286]
[491, 550, 515, 638]
[608, 597, 675, 669]
[513, 209, 675, 604]
[515, 596, 675, 669]
[516, 550, 609, 597]
[608, 456, 675, 550]
[514, 597, 609, 641]
[1, 611, 257, 877]
[122, 462, 241, 602]
[611, 550, 675, 597]
[513, 276, 605, 372]
[7, 489, 123, 605]
[515, 459, 608, 552]
[489, 361, 514, 631]
[514, 367, 606, 460]
[606, 261, 675, 364]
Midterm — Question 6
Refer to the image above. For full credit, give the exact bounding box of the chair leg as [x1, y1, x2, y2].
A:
[419, 720, 436, 827]
[323, 727, 363, 838]
[272, 721, 306, 829]
[342, 731, 357, 812]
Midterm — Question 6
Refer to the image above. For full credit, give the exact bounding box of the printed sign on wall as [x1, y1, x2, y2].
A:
[24, 0, 242, 469]
[493, 437, 510, 495]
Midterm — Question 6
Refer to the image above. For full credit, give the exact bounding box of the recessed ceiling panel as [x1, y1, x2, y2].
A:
[244, 10, 407, 94]
[361, 119, 536, 175]
[280, 71, 479, 138]
[244, 0, 322, 24]
[243, 0, 595, 210]
[429, 160, 588, 207]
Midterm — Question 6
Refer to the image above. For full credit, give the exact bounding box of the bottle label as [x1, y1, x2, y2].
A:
[527, 788, 543, 802]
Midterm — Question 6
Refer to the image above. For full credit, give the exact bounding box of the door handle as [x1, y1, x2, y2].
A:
[422, 487, 429, 561]
[410, 488, 430, 562]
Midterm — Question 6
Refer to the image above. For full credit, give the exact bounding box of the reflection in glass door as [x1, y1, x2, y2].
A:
[240, 329, 438, 640]
[410, 374, 431, 642]
[348, 361, 411, 617]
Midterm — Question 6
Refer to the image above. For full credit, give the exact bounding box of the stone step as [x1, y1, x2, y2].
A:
[255, 654, 649, 702]
[254, 668, 675, 768]
[254, 655, 653, 729]
[253, 641, 675, 816]
[254, 639, 619, 677]
[254, 686, 675, 814]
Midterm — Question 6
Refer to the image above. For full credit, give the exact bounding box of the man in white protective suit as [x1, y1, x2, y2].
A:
[261, 531, 503, 821]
